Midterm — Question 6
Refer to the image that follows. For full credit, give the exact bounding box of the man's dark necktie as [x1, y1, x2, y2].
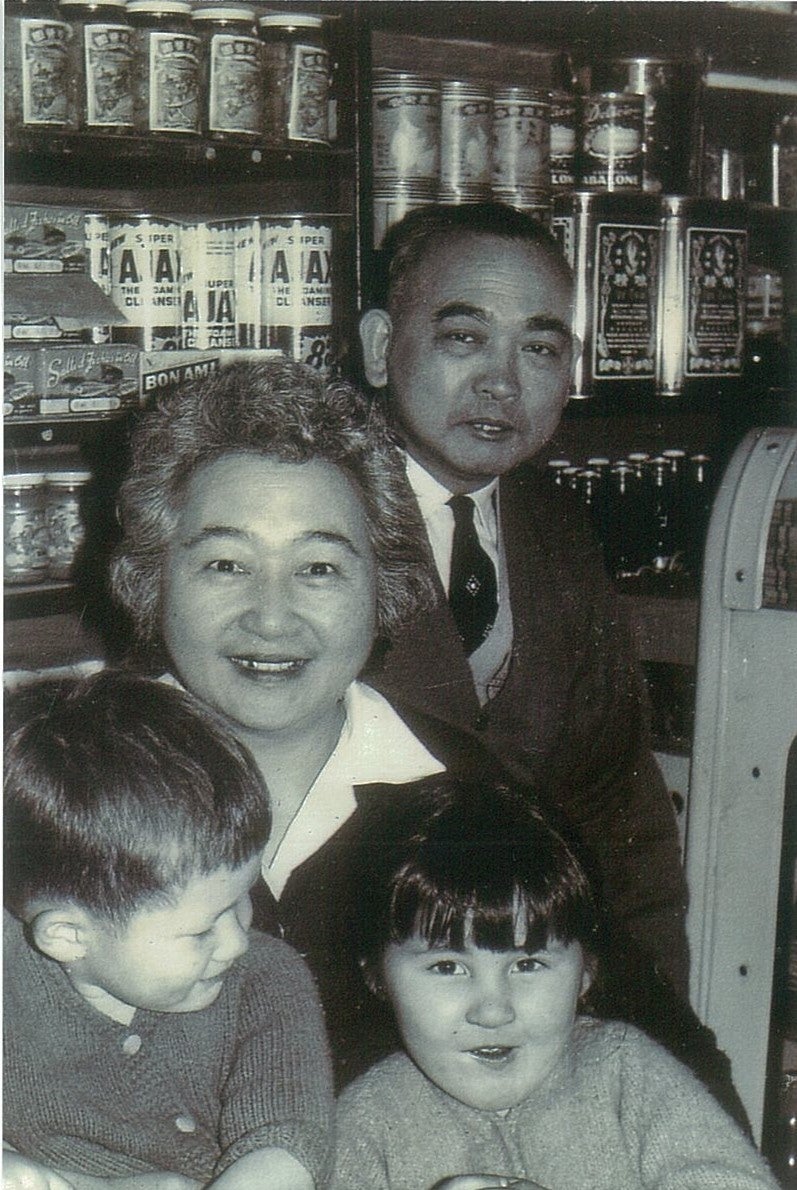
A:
[448, 494, 498, 656]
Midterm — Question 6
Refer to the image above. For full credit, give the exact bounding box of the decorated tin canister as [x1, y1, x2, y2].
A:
[181, 219, 237, 349]
[371, 69, 440, 186]
[45, 469, 91, 580]
[260, 215, 337, 374]
[258, 13, 330, 146]
[59, 0, 135, 133]
[491, 86, 550, 201]
[192, 5, 262, 141]
[556, 189, 660, 401]
[580, 92, 644, 190]
[438, 80, 492, 201]
[656, 196, 748, 397]
[4, 473, 49, 584]
[549, 91, 577, 190]
[127, 0, 200, 136]
[5, 0, 77, 136]
[109, 211, 181, 350]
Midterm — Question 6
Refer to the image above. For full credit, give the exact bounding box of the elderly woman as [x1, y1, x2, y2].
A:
[109, 358, 490, 1084]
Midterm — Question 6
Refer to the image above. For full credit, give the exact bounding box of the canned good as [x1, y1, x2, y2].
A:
[109, 212, 181, 350]
[371, 69, 440, 186]
[591, 58, 702, 194]
[181, 219, 237, 349]
[438, 80, 492, 201]
[45, 469, 91, 579]
[192, 5, 262, 141]
[4, 473, 49, 584]
[5, 0, 77, 136]
[260, 215, 340, 374]
[772, 111, 797, 208]
[372, 182, 433, 249]
[258, 12, 330, 146]
[60, 0, 135, 133]
[84, 209, 111, 343]
[491, 86, 550, 200]
[657, 196, 748, 396]
[550, 92, 578, 190]
[556, 190, 660, 400]
[232, 216, 261, 348]
[702, 146, 746, 201]
[580, 92, 644, 190]
[127, 0, 200, 136]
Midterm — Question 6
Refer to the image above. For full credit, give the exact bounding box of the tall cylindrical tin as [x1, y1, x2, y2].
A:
[109, 212, 181, 350]
[85, 209, 111, 343]
[579, 92, 644, 191]
[192, 5, 262, 142]
[260, 215, 341, 375]
[590, 58, 702, 194]
[59, 0, 135, 134]
[549, 91, 578, 191]
[233, 216, 261, 347]
[371, 69, 440, 188]
[127, 0, 201, 136]
[656, 196, 748, 398]
[438, 80, 492, 202]
[555, 190, 660, 401]
[491, 86, 550, 203]
[181, 219, 237, 349]
[258, 13, 331, 147]
[5, 0, 77, 137]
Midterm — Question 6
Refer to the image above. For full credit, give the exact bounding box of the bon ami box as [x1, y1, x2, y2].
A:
[38, 345, 142, 417]
[4, 205, 88, 274]
[139, 348, 281, 400]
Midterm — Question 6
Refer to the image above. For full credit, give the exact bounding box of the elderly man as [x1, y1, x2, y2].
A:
[360, 201, 688, 989]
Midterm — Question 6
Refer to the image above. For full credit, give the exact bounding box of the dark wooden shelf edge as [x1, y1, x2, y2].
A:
[4, 582, 82, 620]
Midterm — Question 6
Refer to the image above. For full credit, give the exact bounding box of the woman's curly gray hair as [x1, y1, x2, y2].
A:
[110, 358, 434, 645]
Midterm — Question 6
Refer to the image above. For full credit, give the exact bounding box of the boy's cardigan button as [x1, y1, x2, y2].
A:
[121, 1034, 142, 1056]
[175, 1115, 197, 1134]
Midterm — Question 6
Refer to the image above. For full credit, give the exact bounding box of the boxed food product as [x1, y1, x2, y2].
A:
[4, 205, 88, 274]
[3, 346, 42, 418]
[38, 345, 142, 417]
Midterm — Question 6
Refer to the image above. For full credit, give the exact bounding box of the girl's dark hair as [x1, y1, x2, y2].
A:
[354, 777, 602, 966]
[4, 671, 270, 923]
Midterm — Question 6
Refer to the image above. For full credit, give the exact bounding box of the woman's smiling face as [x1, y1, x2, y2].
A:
[161, 451, 378, 745]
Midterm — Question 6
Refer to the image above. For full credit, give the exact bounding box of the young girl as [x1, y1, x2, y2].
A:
[331, 778, 778, 1190]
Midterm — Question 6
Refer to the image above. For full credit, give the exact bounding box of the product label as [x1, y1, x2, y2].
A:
[581, 96, 643, 189]
[181, 221, 237, 349]
[208, 33, 261, 136]
[685, 227, 746, 376]
[372, 87, 440, 181]
[149, 31, 200, 133]
[110, 217, 181, 349]
[5, 204, 87, 274]
[46, 493, 85, 575]
[84, 23, 135, 127]
[440, 94, 491, 189]
[261, 220, 333, 331]
[20, 17, 72, 125]
[492, 99, 550, 193]
[593, 223, 658, 378]
[550, 99, 577, 188]
[4, 501, 49, 579]
[233, 219, 261, 347]
[287, 44, 329, 143]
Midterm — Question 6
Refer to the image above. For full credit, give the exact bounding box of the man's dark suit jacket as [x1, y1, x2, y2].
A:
[365, 463, 690, 996]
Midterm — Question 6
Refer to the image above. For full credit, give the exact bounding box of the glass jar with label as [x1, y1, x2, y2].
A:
[192, 5, 262, 142]
[5, 0, 78, 138]
[127, 0, 200, 136]
[258, 12, 330, 147]
[59, 0, 135, 133]
[4, 473, 50, 585]
[45, 470, 91, 580]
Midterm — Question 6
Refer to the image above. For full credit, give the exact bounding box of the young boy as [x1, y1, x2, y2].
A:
[332, 778, 779, 1190]
[4, 671, 333, 1190]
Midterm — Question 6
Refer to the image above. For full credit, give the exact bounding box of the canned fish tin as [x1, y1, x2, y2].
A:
[438, 80, 492, 201]
[492, 87, 550, 200]
[4, 473, 49, 584]
[260, 216, 338, 374]
[550, 92, 578, 190]
[558, 190, 660, 400]
[372, 182, 433, 250]
[5, 0, 77, 136]
[45, 470, 91, 579]
[181, 219, 237, 349]
[580, 92, 644, 190]
[192, 5, 262, 141]
[258, 13, 330, 146]
[127, 0, 200, 136]
[372, 70, 440, 186]
[60, 0, 135, 133]
[109, 212, 181, 350]
[657, 196, 748, 396]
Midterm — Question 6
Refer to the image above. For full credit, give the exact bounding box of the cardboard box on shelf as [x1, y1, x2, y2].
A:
[139, 348, 282, 400]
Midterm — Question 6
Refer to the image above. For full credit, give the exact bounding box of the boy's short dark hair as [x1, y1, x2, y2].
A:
[353, 776, 601, 967]
[377, 201, 573, 317]
[4, 671, 270, 922]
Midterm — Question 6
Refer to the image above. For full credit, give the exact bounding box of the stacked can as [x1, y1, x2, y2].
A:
[259, 215, 337, 373]
[437, 80, 492, 203]
[109, 212, 181, 349]
[232, 216, 261, 348]
[371, 69, 440, 248]
[550, 92, 578, 191]
[46, 470, 91, 579]
[180, 219, 237, 349]
[85, 209, 112, 342]
[491, 86, 551, 217]
[579, 92, 644, 191]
